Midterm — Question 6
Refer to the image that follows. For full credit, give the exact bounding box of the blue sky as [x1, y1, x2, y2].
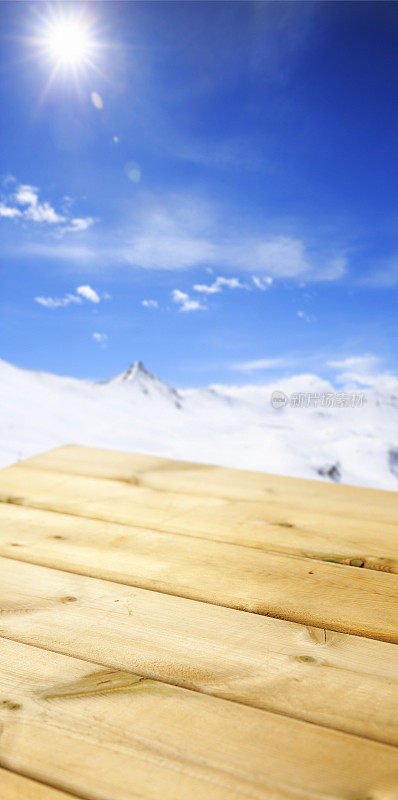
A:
[0, 0, 397, 386]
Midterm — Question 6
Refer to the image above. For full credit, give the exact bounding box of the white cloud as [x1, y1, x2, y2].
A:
[123, 201, 215, 271]
[62, 217, 95, 233]
[18, 242, 97, 263]
[0, 180, 97, 234]
[34, 294, 82, 309]
[2, 174, 16, 187]
[120, 197, 345, 281]
[3, 187, 344, 283]
[61, 195, 75, 213]
[76, 285, 100, 303]
[327, 355, 381, 387]
[35, 285, 106, 309]
[15, 184, 39, 207]
[193, 283, 219, 295]
[317, 255, 347, 281]
[27, 202, 65, 224]
[0, 203, 21, 218]
[93, 332, 108, 346]
[14, 184, 65, 224]
[142, 299, 159, 309]
[252, 275, 273, 290]
[360, 258, 398, 287]
[171, 289, 206, 312]
[328, 356, 379, 371]
[176, 136, 267, 173]
[245, 236, 309, 277]
[35, 297, 61, 309]
[194, 276, 245, 294]
[297, 310, 313, 323]
[232, 358, 290, 372]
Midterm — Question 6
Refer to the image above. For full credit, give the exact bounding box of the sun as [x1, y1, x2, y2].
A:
[43, 18, 93, 67]
[45, 20, 91, 66]
[31, 6, 100, 77]
[27, 8, 107, 102]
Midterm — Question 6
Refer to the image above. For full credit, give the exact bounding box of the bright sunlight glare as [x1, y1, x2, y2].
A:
[31, 9, 105, 104]
[44, 20, 92, 65]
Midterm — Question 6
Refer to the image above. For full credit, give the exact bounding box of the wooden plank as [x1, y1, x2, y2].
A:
[0, 463, 397, 575]
[21, 445, 398, 523]
[0, 768, 82, 800]
[1, 557, 397, 745]
[0, 638, 397, 800]
[20, 445, 198, 482]
[21, 444, 398, 510]
[0, 503, 397, 642]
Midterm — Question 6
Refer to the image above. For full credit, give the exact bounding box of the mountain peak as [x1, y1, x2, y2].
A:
[116, 361, 154, 383]
[106, 361, 182, 408]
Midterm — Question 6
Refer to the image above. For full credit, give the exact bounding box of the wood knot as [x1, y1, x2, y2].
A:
[349, 558, 365, 568]
[61, 596, 77, 604]
[40, 669, 147, 700]
[296, 655, 317, 664]
[1, 700, 21, 710]
[0, 495, 24, 505]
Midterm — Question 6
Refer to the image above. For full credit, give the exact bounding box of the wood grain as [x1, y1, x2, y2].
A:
[0, 502, 397, 642]
[1, 462, 397, 577]
[0, 769, 81, 800]
[1, 557, 397, 745]
[1, 447, 397, 800]
[1, 638, 397, 800]
[21, 444, 398, 519]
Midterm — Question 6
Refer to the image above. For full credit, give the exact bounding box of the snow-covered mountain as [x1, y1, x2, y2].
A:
[104, 361, 183, 408]
[0, 357, 397, 490]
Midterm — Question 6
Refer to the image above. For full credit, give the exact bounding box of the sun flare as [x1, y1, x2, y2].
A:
[45, 21, 90, 65]
[27, 7, 106, 101]
[44, 19, 93, 66]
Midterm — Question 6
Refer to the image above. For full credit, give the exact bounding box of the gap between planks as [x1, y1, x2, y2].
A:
[1, 557, 398, 747]
[0, 637, 398, 800]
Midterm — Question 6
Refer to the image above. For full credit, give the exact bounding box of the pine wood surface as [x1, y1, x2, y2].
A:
[0, 445, 397, 799]
[0, 769, 82, 800]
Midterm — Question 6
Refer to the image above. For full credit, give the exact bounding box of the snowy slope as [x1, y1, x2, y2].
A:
[0, 358, 397, 490]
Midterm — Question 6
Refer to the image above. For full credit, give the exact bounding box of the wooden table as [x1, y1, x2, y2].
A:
[0, 445, 397, 800]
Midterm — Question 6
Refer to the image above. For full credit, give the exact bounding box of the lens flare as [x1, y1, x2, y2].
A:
[124, 161, 141, 183]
